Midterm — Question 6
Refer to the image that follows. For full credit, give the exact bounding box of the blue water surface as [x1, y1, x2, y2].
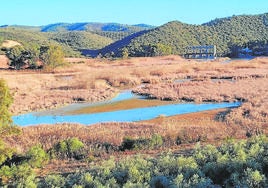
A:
[13, 101, 241, 126]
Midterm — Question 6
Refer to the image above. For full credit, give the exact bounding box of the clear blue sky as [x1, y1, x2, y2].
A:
[1, 0, 268, 26]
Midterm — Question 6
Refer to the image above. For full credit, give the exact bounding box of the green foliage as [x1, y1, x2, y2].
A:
[243, 168, 266, 188]
[15, 174, 37, 188]
[193, 143, 219, 166]
[0, 28, 80, 56]
[0, 79, 13, 128]
[3, 135, 265, 187]
[118, 155, 152, 184]
[149, 175, 170, 188]
[0, 140, 14, 166]
[43, 174, 66, 188]
[5, 44, 40, 69]
[0, 163, 36, 186]
[26, 145, 49, 168]
[41, 44, 65, 71]
[46, 31, 113, 50]
[149, 134, 163, 148]
[121, 47, 129, 59]
[120, 13, 268, 57]
[154, 152, 178, 176]
[52, 137, 84, 159]
[5, 43, 65, 70]
[120, 134, 163, 151]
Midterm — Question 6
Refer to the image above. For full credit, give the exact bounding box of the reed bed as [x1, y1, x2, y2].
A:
[1, 55, 268, 152]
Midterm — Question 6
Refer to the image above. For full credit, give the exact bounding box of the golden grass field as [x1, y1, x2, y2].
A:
[1, 55, 268, 160]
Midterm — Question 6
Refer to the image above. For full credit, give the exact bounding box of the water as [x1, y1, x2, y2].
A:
[13, 97, 241, 126]
[35, 90, 137, 116]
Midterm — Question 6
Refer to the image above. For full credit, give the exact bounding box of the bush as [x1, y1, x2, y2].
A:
[150, 175, 170, 188]
[26, 145, 49, 168]
[43, 174, 66, 188]
[52, 137, 85, 159]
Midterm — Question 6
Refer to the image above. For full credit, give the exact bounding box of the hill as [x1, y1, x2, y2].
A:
[40, 22, 154, 41]
[0, 28, 114, 57]
[1, 22, 154, 42]
[2, 14, 268, 58]
[39, 22, 153, 32]
[81, 30, 150, 57]
[45, 31, 113, 50]
[92, 13, 268, 57]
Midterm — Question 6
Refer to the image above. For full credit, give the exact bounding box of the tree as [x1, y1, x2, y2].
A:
[26, 145, 49, 168]
[153, 43, 172, 56]
[40, 44, 64, 71]
[53, 138, 84, 159]
[0, 79, 13, 128]
[121, 47, 129, 59]
[5, 43, 41, 70]
[6, 46, 26, 69]
[0, 79, 17, 184]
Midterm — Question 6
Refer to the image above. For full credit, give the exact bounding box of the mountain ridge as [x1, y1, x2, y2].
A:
[1, 13, 268, 58]
[0, 22, 155, 33]
[91, 13, 268, 57]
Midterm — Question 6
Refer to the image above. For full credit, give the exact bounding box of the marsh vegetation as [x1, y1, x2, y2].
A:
[1, 55, 268, 187]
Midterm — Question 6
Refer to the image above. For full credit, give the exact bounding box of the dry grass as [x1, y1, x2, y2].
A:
[1, 55, 268, 154]
[1, 40, 21, 48]
[4, 108, 246, 154]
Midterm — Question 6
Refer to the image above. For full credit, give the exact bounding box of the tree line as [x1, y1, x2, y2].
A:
[2, 43, 64, 70]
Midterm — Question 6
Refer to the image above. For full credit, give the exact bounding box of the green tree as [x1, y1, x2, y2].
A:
[0, 79, 13, 128]
[153, 43, 172, 56]
[41, 44, 64, 71]
[6, 45, 26, 69]
[0, 140, 14, 166]
[53, 138, 84, 159]
[67, 137, 84, 153]
[26, 145, 49, 168]
[121, 47, 129, 59]
[0, 79, 20, 186]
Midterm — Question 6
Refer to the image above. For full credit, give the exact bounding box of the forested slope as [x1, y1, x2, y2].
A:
[108, 13, 268, 57]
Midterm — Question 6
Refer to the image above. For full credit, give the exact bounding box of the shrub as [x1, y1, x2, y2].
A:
[26, 145, 49, 168]
[52, 137, 84, 159]
[149, 134, 163, 149]
[242, 168, 266, 188]
[43, 174, 66, 188]
[150, 175, 170, 188]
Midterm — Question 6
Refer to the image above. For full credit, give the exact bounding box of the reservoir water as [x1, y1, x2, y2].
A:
[13, 91, 241, 126]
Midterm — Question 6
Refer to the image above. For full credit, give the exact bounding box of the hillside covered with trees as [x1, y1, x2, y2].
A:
[93, 13, 268, 58]
[0, 28, 114, 57]
[2, 13, 268, 59]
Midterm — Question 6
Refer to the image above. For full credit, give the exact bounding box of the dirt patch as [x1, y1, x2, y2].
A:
[0, 55, 9, 69]
[1, 40, 21, 48]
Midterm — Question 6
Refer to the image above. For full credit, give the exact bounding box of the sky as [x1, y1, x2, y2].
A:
[1, 0, 268, 26]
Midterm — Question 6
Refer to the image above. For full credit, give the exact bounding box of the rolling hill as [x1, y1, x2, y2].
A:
[85, 13, 268, 57]
[45, 31, 113, 50]
[1, 13, 268, 58]
[0, 27, 114, 57]
[39, 22, 154, 32]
